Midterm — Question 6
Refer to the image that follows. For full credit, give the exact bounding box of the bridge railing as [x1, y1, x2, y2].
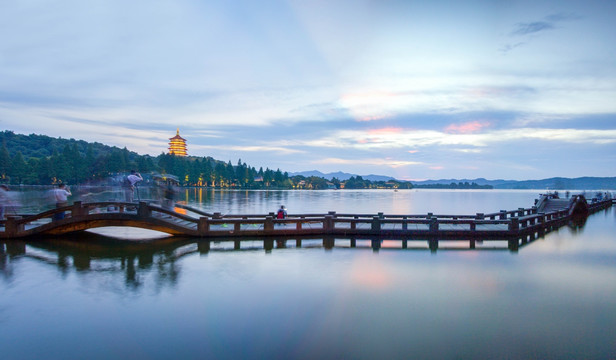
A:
[1, 201, 201, 237]
[1, 199, 612, 239]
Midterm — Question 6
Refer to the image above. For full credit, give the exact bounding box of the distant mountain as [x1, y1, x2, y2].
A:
[411, 178, 512, 186]
[290, 171, 616, 189]
[492, 177, 616, 190]
[288, 170, 395, 182]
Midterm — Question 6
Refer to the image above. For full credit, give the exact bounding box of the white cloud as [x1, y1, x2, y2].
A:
[313, 157, 423, 168]
[298, 127, 616, 151]
[191, 144, 304, 155]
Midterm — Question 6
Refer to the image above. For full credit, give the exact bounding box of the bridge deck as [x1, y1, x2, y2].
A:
[0, 197, 612, 242]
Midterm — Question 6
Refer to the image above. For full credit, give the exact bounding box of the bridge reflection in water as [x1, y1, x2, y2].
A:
[0, 214, 589, 291]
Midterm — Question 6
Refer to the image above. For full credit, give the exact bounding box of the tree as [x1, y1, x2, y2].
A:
[0, 142, 10, 179]
[10, 151, 27, 184]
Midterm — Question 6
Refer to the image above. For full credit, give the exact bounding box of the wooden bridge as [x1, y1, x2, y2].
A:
[1, 194, 612, 248]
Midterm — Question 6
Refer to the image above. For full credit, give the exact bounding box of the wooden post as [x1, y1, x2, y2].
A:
[508, 238, 519, 252]
[138, 202, 151, 218]
[402, 239, 408, 249]
[264, 239, 274, 251]
[198, 241, 210, 254]
[323, 236, 335, 249]
[198, 217, 209, 236]
[470, 239, 476, 249]
[429, 218, 438, 232]
[72, 201, 83, 217]
[371, 216, 381, 232]
[531, 206, 538, 214]
[5, 216, 24, 237]
[5, 240, 26, 255]
[213, 212, 222, 219]
[378, 212, 384, 219]
[428, 239, 438, 253]
[324, 215, 334, 233]
[264, 216, 274, 232]
[350, 238, 356, 247]
[509, 217, 519, 232]
[538, 213, 546, 235]
[296, 239, 302, 247]
[402, 216, 408, 231]
[328, 211, 337, 217]
[500, 210, 507, 220]
[234, 240, 241, 250]
[470, 222, 476, 231]
[371, 238, 381, 250]
[518, 208, 525, 217]
[475, 213, 484, 220]
[234, 223, 241, 232]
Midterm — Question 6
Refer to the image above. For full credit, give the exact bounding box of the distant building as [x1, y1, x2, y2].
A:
[168, 128, 187, 156]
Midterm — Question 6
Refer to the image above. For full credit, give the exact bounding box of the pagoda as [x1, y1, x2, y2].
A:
[168, 128, 188, 156]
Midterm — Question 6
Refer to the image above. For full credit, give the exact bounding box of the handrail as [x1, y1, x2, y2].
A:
[147, 203, 199, 223]
[1, 198, 612, 239]
[173, 203, 213, 217]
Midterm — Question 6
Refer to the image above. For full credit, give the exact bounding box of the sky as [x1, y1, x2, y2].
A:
[1, 0, 615, 181]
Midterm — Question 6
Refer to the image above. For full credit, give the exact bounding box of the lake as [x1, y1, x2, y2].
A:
[1, 189, 615, 359]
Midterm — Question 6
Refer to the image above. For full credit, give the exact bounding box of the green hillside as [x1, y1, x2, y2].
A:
[0, 130, 293, 188]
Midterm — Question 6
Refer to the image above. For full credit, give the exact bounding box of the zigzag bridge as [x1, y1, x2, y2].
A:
[1, 194, 613, 250]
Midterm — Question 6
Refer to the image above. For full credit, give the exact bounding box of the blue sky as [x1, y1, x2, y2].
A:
[1, 0, 615, 180]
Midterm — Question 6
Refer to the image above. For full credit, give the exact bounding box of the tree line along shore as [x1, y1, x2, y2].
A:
[0, 130, 492, 190]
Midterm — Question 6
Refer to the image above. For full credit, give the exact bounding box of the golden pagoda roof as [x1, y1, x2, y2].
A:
[169, 128, 186, 141]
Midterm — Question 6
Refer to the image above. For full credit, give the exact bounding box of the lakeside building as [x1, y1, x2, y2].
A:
[168, 129, 187, 156]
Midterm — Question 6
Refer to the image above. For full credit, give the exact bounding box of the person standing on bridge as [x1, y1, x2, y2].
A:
[53, 184, 72, 221]
[123, 170, 143, 203]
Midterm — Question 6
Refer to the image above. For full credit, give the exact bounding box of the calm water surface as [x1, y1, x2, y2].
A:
[1, 190, 615, 359]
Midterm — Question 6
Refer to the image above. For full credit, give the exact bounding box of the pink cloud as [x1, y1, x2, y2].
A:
[367, 127, 403, 135]
[359, 115, 390, 122]
[444, 121, 490, 134]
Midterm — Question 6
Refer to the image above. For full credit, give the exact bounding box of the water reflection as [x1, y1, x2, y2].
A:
[1, 205, 614, 360]
[1, 229, 565, 291]
[0, 236, 191, 292]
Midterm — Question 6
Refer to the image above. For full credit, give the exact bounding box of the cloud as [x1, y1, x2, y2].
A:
[545, 12, 583, 22]
[502, 12, 581, 54]
[499, 42, 525, 53]
[444, 121, 490, 134]
[510, 21, 554, 36]
[313, 157, 423, 168]
[299, 127, 616, 151]
[191, 145, 304, 155]
[452, 148, 482, 153]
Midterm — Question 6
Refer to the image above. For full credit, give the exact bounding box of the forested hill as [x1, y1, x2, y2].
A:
[0, 130, 293, 188]
[0, 130, 413, 189]
[0, 130, 133, 159]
